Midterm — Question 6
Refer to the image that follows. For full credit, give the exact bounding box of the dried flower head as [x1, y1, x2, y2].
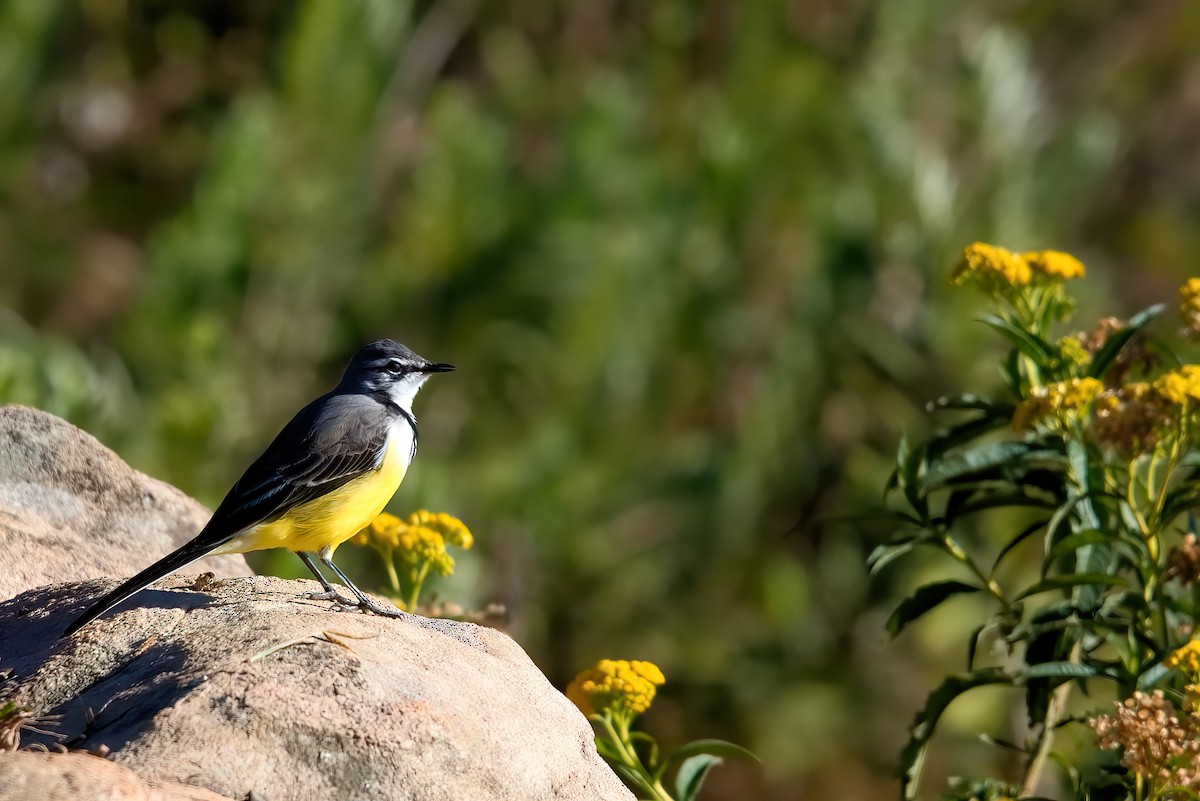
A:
[1089, 690, 1200, 794]
[950, 243, 1032, 292]
[1023, 250, 1085, 281]
[1166, 534, 1200, 587]
[1012, 378, 1104, 431]
[1077, 317, 1124, 354]
[566, 659, 666, 718]
[1091, 382, 1179, 456]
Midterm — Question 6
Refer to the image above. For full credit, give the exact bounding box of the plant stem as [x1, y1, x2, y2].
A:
[1019, 640, 1081, 798]
[944, 534, 1009, 610]
[405, 561, 432, 612]
[599, 714, 673, 801]
[385, 558, 401, 594]
[1126, 467, 1152, 539]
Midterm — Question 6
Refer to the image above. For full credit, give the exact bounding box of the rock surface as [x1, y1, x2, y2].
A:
[2, 575, 634, 801]
[0, 752, 235, 801]
[0, 405, 251, 601]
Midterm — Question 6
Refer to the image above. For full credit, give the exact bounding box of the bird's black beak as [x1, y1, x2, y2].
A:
[423, 361, 456, 373]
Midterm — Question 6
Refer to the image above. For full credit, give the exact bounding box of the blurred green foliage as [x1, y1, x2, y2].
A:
[4, 2, 1200, 799]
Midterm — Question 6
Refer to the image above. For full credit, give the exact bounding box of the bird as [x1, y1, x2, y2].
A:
[62, 339, 454, 637]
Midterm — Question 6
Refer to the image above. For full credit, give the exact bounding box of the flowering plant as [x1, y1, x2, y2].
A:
[880, 243, 1200, 800]
[351, 510, 473, 612]
[566, 659, 755, 801]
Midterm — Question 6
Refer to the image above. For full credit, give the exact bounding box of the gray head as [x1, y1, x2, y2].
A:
[339, 339, 454, 411]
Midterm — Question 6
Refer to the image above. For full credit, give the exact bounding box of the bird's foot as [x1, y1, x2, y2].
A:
[304, 589, 358, 607]
[354, 596, 406, 618]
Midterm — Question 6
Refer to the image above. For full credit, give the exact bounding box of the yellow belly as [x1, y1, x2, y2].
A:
[214, 438, 408, 556]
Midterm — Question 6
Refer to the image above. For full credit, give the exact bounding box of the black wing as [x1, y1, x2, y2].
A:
[61, 392, 393, 638]
[200, 391, 393, 539]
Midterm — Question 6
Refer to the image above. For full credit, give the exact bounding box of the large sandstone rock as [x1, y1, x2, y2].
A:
[0, 752, 235, 801]
[2, 575, 633, 801]
[0, 405, 251, 600]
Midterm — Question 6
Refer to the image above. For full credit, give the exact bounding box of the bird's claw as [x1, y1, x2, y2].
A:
[355, 597, 406, 618]
[304, 589, 358, 607]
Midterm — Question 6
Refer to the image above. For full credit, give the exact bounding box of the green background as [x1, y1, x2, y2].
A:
[3, 2, 1200, 798]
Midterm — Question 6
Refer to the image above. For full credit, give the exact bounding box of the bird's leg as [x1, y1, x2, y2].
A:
[296, 552, 357, 607]
[318, 550, 406, 618]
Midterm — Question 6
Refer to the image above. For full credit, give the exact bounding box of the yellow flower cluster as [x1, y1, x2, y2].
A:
[1181, 278, 1200, 337]
[1023, 250, 1086, 281]
[1153, 365, 1200, 406]
[1012, 378, 1104, 431]
[1168, 641, 1200, 679]
[352, 509, 473, 576]
[950, 243, 1086, 293]
[950, 243, 1031, 290]
[566, 659, 666, 718]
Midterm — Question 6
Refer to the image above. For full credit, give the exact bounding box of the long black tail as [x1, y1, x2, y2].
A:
[61, 539, 217, 638]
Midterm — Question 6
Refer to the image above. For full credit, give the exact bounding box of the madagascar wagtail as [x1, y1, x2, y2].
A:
[63, 339, 453, 636]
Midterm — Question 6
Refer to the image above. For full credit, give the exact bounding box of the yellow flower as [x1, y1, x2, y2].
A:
[1180, 278, 1200, 338]
[1167, 641, 1200, 679]
[1023, 250, 1085, 281]
[1153, 365, 1200, 406]
[407, 510, 474, 550]
[566, 659, 666, 718]
[354, 510, 473, 575]
[1056, 336, 1091, 371]
[950, 243, 1031, 291]
[353, 511, 403, 548]
[1012, 378, 1104, 431]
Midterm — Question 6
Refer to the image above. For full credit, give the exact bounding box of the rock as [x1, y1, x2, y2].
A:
[0, 752, 235, 801]
[0, 405, 251, 601]
[2, 576, 634, 801]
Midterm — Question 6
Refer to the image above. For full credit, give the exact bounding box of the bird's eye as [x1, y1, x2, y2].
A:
[385, 360, 403, 374]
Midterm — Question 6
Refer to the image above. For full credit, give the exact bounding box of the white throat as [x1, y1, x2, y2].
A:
[387, 373, 430, 414]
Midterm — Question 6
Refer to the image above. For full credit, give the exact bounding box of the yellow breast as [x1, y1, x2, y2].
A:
[217, 434, 409, 556]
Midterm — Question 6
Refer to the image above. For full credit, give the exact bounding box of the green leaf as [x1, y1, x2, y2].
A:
[979, 314, 1057, 362]
[1161, 485, 1200, 523]
[867, 539, 916, 575]
[1088, 303, 1165, 379]
[924, 441, 1037, 486]
[895, 437, 929, 521]
[961, 491, 1057, 514]
[609, 762, 646, 792]
[887, 581, 983, 638]
[675, 754, 721, 801]
[1064, 438, 1109, 610]
[900, 669, 1015, 801]
[669, 738, 759, 764]
[1020, 661, 1109, 680]
[1046, 529, 1111, 564]
[991, 519, 1050, 576]
[1041, 494, 1091, 563]
[966, 622, 990, 671]
[928, 393, 1009, 413]
[926, 414, 1013, 461]
[1000, 347, 1024, 398]
[1017, 573, 1130, 599]
[1137, 661, 1174, 690]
